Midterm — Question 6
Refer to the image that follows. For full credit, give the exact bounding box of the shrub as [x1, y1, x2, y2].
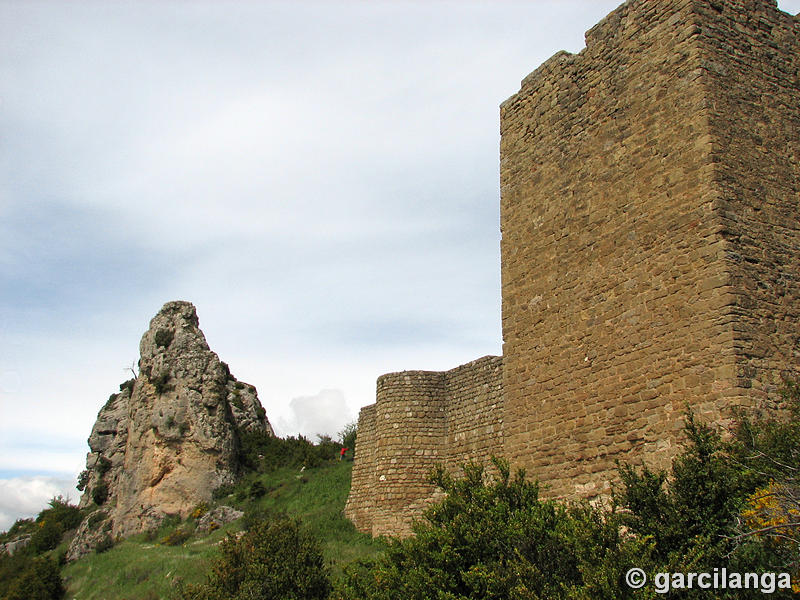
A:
[615, 412, 757, 566]
[338, 421, 357, 456]
[92, 481, 109, 506]
[4, 518, 34, 540]
[248, 480, 267, 499]
[212, 483, 236, 500]
[37, 496, 82, 531]
[3, 557, 64, 600]
[180, 516, 330, 600]
[230, 390, 244, 410]
[119, 378, 136, 394]
[76, 469, 89, 492]
[190, 503, 209, 520]
[237, 431, 340, 472]
[28, 519, 64, 554]
[96, 456, 112, 476]
[338, 457, 646, 600]
[162, 528, 192, 546]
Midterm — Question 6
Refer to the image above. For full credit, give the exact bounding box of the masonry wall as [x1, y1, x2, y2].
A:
[346, 0, 800, 537]
[345, 356, 503, 537]
[344, 404, 376, 534]
[698, 0, 800, 403]
[499, 0, 800, 499]
[444, 356, 504, 472]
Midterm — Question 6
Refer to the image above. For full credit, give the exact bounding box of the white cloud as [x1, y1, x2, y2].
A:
[274, 389, 357, 441]
[0, 476, 78, 532]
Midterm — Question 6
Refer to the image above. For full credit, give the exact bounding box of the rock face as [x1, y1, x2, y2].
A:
[0, 535, 31, 556]
[196, 506, 244, 535]
[68, 301, 273, 560]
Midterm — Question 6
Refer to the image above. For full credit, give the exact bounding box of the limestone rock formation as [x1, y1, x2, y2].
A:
[0, 535, 31, 556]
[68, 301, 273, 560]
[196, 505, 244, 535]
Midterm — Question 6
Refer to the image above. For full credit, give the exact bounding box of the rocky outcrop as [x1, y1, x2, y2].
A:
[0, 535, 31, 556]
[65, 512, 112, 562]
[196, 505, 244, 535]
[68, 301, 273, 560]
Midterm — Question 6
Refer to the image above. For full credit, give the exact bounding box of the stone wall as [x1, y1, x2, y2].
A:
[345, 356, 503, 537]
[346, 0, 800, 536]
[500, 0, 799, 500]
[699, 0, 800, 405]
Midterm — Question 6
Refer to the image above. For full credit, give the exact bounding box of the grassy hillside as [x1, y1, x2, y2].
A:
[61, 460, 383, 600]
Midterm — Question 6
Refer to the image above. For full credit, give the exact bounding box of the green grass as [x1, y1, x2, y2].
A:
[62, 460, 383, 599]
[236, 461, 385, 573]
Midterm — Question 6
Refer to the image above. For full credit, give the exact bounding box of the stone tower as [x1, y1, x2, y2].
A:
[500, 0, 800, 498]
[346, 0, 800, 536]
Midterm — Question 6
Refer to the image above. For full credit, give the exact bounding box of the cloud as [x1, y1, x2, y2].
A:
[273, 389, 357, 441]
[0, 476, 78, 532]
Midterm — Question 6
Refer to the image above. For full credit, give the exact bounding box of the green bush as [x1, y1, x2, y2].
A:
[26, 497, 82, 554]
[3, 557, 64, 600]
[338, 457, 646, 600]
[230, 390, 245, 410]
[162, 528, 192, 546]
[211, 483, 237, 500]
[76, 469, 89, 492]
[2, 518, 34, 542]
[237, 431, 340, 472]
[180, 517, 331, 600]
[36, 497, 82, 532]
[92, 481, 109, 506]
[614, 394, 800, 596]
[249, 480, 267, 499]
[616, 412, 757, 566]
[338, 421, 357, 457]
[96, 456, 112, 476]
[28, 519, 64, 554]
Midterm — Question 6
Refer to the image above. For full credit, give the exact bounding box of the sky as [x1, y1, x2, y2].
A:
[2, 0, 800, 532]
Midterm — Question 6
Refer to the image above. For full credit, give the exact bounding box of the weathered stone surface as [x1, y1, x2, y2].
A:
[347, 0, 800, 538]
[345, 356, 503, 537]
[196, 505, 244, 535]
[0, 535, 31, 556]
[65, 512, 111, 561]
[68, 301, 273, 559]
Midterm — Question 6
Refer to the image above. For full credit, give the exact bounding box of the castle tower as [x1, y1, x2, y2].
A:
[345, 0, 800, 537]
[500, 0, 800, 497]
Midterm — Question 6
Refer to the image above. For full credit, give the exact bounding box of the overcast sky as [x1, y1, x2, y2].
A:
[2, 0, 799, 531]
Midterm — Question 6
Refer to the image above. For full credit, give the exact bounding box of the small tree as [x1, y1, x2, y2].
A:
[338, 421, 357, 456]
[181, 516, 331, 600]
